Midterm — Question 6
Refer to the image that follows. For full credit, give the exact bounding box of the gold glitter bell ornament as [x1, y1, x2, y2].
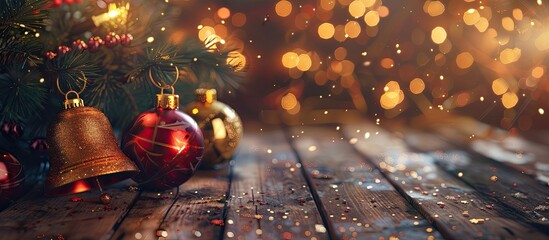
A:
[46, 90, 139, 195]
[183, 89, 243, 169]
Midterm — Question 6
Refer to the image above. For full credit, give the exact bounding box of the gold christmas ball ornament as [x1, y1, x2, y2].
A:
[183, 89, 243, 169]
[46, 91, 139, 195]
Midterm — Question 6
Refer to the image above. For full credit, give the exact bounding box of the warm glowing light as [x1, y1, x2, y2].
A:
[410, 78, 425, 94]
[456, 52, 474, 69]
[275, 0, 292, 17]
[281, 92, 298, 110]
[512, 8, 523, 20]
[380, 58, 394, 69]
[320, 0, 336, 10]
[146, 37, 154, 43]
[539, 108, 545, 115]
[318, 23, 335, 39]
[198, 26, 216, 41]
[499, 48, 521, 64]
[212, 118, 227, 140]
[501, 17, 514, 31]
[334, 47, 347, 60]
[232, 12, 247, 27]
[191, 108, 199, 114]
[532, 67, 544, 78]
[282, 52, 299, 68]
[297, 54, 312, 71]
[535, 33, 549, 51]
[344, 21, 361, 38]
[501, 92, 518, 109]
[348, 0, 366, 18]
[217, 7, 231, 19]
[426, 1, 445, 16]
[363, 0, 376, 7]
[92, 3, 130, 27]
[474, 17, 489, 32]
[72, 181, 92, 193]
[431, 26, 447, 44]
[463, 9, 480, 25]
[364, 11, 380, 27]
[492, 78, 509, 95]
[308, 145, 317, 152]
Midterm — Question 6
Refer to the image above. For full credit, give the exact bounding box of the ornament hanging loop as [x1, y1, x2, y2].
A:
[148, 65, 179, 90]
[56, 72, 87, 96]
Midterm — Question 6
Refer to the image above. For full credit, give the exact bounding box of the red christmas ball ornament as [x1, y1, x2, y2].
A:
[52, 0, 62, 7]
[122, 92, 204, 190]
[88, 36, 104, 53]
[104, 32, 120, 48]
[71, 39, 88, 50]
[0, 150, 25, 209]
[57, 45, 71, 57]
[119, 34, 133, 46]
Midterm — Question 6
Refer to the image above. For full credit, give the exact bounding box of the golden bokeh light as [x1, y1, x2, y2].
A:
[512, 8, 523, 20]
[501, 17, 514, 31]
[231, 12, 247, 27]
[431, 26, 447, 44]
[281, 92, 298, 110]
[502, 92, 518, 109]
[499, 48, 521, 64]
[334, 47, 347, 60]
[282, 52, 299, 68]
[297, 54, 312, 71]
[344, 20, 361, 38]
[492, 78, 509, 95]
[363, 0, 376, 7]
[320, 0, 336, 11]
[318, 22, 335, 39]
[426, 1, 445, 17]
[348, 0, 366, 18]
[198, 26, 216, 41]
[532, 66, 544, 78]
[474, 17, 489, 32]
[456, 52, 474, 69]
[364, 11, 380, 27]
[381, 81, 404, 110]
[380, 58, 394, 69]
[535, 32, 549, 51]
[217, 7, 231, 19]
[463, 9, 480, 25]
[410, 78, 425, 94]
[275, 0, 292, 17]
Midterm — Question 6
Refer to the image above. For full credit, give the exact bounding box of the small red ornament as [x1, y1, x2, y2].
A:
[104, 32, 120, 48]
[0, 150, 25, 209]
[1, 122, 23, 138]
[122, 93, 204, 190]
[119, 33, 133, 46]
[52, 0, 62, 7]
[88, 36, 104, 53]
[57, 46, 71, 56]
[29, 138, 48, 152]
[45, 51, 57, 60]
[71, 39, 88, 50]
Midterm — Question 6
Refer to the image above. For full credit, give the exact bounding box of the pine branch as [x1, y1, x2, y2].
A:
[0, 0, 49, 32]
[0, 62, 48, 123]
[46, 49, 100, 95]
[0, 30, 42, 65]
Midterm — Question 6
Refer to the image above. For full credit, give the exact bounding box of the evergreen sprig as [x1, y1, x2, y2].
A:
[0, 62, 47, 122]
[0, 0, 48, 32]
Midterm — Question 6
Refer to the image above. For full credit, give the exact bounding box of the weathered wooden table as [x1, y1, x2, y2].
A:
[1, 117, 549, 240]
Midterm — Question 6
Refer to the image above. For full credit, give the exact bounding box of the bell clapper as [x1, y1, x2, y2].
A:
[95, 177, 112, 205]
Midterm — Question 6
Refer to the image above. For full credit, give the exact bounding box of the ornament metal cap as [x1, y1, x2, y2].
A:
[156, 93, 179, 109]
[63, 90, 85, 109]
[195, 88, 217, 104]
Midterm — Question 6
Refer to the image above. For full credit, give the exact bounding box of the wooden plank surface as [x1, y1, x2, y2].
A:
[0, 181, 138, 240]
[289, 126, 443, 239]
[158, 166, 230, 239]
[343, 122, 549, 240]
[413, 115, 549, 185]
[388, 122, 549, 227]
[223, 128, 328, 240]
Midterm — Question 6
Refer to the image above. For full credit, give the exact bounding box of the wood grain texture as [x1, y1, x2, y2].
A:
[343, 122, 549, 240]
[223, 128, 328, 240]
[412, 115, 549, 185]
[388, 122, 549, 228]
[158, 166, 230, 239]
[0, 181, 138, 240]
[289, 126, 442, 240]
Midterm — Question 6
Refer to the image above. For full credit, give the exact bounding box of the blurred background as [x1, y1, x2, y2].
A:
[169, 0, 549, 130]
